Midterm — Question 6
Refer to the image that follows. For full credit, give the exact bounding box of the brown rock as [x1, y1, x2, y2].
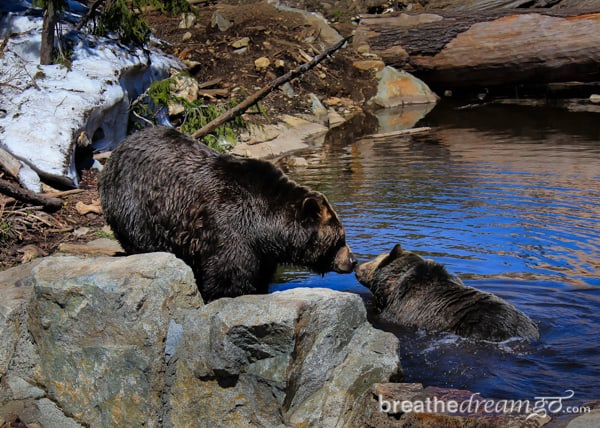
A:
[353, 60, 386, 72]
[254, 56, 271, 71]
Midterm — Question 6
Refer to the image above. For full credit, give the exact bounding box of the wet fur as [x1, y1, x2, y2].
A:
[99, 126, 351, 302]
[356, 245, 539, 341]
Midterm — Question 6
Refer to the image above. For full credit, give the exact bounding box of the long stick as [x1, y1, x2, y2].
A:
[192, 35, 352, 140]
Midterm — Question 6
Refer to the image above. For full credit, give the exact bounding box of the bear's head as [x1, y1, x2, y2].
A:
[356, 244, 456, 306]
[355, 244, 424, 289]
[296, 192, 356, 274]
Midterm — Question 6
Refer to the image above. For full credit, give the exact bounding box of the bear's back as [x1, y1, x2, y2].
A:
[116, 126, 217, 165]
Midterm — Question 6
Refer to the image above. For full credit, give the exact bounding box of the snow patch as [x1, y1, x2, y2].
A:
[0, 13, 181, 189]
[18, 161, 42, 193]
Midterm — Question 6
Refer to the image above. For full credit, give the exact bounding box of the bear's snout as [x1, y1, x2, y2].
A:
[354, 261, 371, 286]
[333, 245, 356, 273]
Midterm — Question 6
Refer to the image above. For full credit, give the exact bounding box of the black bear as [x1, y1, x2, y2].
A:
[99, 126, 356, 302]
[356, 244, 539, 341]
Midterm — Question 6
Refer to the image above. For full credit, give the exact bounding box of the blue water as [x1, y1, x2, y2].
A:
[271, 102, 600, 405]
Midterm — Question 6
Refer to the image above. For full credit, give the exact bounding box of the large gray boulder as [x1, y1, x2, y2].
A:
[27, 253, 203, 427]
[167, 288, 402, 427]
[0, 261, 41, 380]
[0, 253, 402, 427]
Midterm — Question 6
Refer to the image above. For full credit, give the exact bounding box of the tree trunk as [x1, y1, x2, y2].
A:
[353, 10, 600, 90]
[40, 0, 58, 65]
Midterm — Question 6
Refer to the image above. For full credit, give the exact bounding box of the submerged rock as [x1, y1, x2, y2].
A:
[232, 114, 329, 158]
[372, 103, 437, 133]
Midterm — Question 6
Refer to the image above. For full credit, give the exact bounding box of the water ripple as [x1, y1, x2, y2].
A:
[281, 106, 600, 401]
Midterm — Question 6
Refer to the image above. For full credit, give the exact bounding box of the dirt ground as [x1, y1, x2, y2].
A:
[0, 2, 377, 271]
[146, 2, 374, 118]
[0, 170, 106, 271]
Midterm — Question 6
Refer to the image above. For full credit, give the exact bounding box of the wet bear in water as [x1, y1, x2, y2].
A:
[356, 244, 539, 341]
[99, 126, 356, 302]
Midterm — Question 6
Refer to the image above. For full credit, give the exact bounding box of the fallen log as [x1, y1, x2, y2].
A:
[354, 10, 600, 89]
[0, 178, 63, 212]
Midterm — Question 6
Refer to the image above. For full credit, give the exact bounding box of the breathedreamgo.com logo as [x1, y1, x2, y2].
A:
[378, 389, 591, 420]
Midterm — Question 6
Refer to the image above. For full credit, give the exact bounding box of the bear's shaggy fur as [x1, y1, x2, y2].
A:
[99, 126, 356, 302]
[356, 244, 539, 341]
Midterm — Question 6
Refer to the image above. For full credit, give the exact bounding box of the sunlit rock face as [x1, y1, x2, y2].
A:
[0, 253, 402, 427]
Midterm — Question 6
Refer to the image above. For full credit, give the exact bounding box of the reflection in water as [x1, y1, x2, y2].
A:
[272, 102, 600, 403]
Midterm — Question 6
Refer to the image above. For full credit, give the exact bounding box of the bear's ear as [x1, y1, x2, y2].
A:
[390, 244, 403, 259]
[301, 195, 332, 224]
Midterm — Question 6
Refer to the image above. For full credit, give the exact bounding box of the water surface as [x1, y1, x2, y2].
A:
[271, 102, 600, 404]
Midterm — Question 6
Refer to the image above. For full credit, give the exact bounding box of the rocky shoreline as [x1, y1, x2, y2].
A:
[5, 251, 597, 427]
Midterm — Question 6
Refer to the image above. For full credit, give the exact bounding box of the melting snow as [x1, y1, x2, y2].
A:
[0, 10, 181, 190]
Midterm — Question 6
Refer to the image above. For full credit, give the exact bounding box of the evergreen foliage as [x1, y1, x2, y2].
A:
[133, 77, 247, 152]
[92, 0, 191, 46]
[94, 0, 150, 46]
[145, 0, 191, 14]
